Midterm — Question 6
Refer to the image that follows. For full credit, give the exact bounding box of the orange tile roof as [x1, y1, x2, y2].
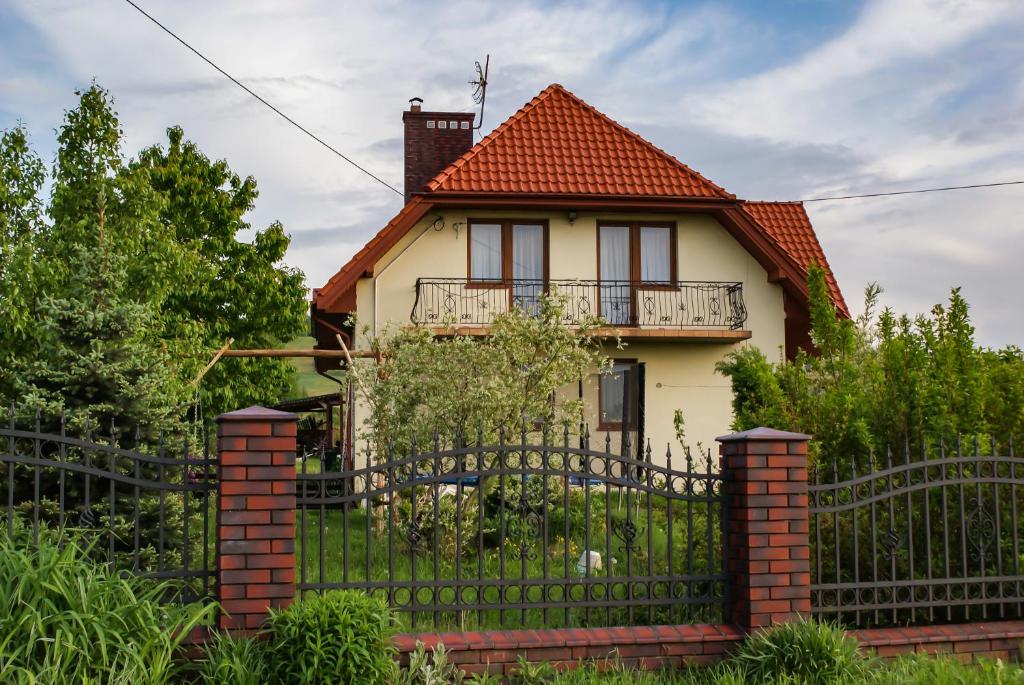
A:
[426, 84, 733, 199]
[742, 201, 848, 316]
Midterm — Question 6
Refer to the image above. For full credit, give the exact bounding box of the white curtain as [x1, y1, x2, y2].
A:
[600, 226, 630, 323]
[471, 223, 502, 280]
[512, 224, 543, 280]
[640, 226, 671, 282]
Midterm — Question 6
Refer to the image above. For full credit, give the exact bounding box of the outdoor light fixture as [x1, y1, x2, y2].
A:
[568, 210, 578, 225]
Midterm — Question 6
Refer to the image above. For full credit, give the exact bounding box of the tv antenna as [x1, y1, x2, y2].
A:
[470, 54, 489, 131]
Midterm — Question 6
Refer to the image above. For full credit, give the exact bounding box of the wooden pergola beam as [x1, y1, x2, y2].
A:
[218, 349, 376, 359]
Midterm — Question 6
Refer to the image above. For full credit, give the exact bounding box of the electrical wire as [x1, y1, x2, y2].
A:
[800, 180, 1024, 203]
[121, 0, 403, 197]
[117, 2, 1024, 207]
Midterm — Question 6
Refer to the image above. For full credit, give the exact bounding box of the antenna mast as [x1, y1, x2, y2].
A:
[470, 54, 490, 131]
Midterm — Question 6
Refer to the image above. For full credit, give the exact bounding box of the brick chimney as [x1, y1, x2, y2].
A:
[403, 98, 475, 203]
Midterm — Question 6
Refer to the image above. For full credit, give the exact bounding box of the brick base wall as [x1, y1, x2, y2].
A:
[853, 621, 1024, 662]
[393, 625, 744, 678]
[392, 621, 1024, 677]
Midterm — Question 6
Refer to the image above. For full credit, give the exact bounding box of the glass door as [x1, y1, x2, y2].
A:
[599, 225, 632, 324]
[511, 223, 544, 315]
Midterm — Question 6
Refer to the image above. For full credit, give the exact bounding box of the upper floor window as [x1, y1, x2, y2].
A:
[598, 221, 677, 285]
[468, 220, 548, 283]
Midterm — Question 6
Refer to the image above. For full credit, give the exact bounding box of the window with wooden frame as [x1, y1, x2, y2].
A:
[467, 219, 549, 285]
[597, 221, 677, 286]
[597, 221, 676, 324]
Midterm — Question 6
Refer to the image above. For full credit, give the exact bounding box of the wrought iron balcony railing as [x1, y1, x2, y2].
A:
[411, 278, 747, 329]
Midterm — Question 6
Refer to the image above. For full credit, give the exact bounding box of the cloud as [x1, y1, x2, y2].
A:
[3, 0, 1023, 346]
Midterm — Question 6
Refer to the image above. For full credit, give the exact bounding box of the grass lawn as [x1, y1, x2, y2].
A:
[294, 482, 724, 632]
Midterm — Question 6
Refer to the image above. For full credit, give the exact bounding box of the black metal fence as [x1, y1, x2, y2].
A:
[810, 437, 1024, 627]
[0, 409, 216, 603]
[296, 427, 727, 631]
[411, 279, 748, 330]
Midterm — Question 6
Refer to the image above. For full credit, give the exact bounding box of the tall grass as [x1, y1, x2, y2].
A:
[0, 524, 213, 685]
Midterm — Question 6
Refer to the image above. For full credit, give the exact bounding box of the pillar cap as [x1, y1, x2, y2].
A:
[716, 426, 811, 442]
[216, 406, 298, 422]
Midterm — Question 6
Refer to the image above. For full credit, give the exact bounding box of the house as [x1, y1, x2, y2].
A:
[311, 84, 847, 461]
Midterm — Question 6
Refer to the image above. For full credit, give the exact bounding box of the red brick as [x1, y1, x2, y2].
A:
[247, 495, 292, 510]
[751, 600, 793, 613]
[221, 510, 272, 526]
[766, 454, 807, 468]
[247, 525, 294, 540]
[749, 547, 790, 561]
[221, 569, 270, 584]
[769, 559, 809, 573]
[238, 466, 282, 480]
[223, 451, 275, 467]
[246, 554, 294, 569]
[220, 525, 246, 540]
[246, 584, 295, 599]
[220, 539, 271, 555]
[220, 466, 248, 481]
[768, 533, 807, 547]
[272, 567, 295, 583]
[217, 437, 247, 451]
[272, 509, 296, 525]
[247, 436, 295, 451]
[218, 421, 272, 437]
[745, 468, 789, 481]
[272, 421, 298, 437]
[767, 481, 805, 494]
[271, 539, 295, 554]
[272, 481, 295, 495]
[221, 481, 273, 496]
[272, 451, 295, 465]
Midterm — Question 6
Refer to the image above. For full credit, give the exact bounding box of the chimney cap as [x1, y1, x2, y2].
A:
[409, 97, 423, 112]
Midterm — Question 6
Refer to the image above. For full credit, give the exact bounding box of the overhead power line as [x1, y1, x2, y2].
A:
[800, 180, 1024, 203]
[121, 0, 403, 197]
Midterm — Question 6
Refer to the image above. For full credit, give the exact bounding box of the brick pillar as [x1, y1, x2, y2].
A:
[216, 406, 298, 632]
[718, 427, 811, 632]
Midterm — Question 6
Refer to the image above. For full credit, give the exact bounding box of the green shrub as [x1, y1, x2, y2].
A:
[0, 525, 213, 685]
[197, 631, 269, 685]
[730, 619, 865, 685]
[266, 589, 397, 685]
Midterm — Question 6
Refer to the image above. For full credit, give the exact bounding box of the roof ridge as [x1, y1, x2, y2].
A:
[550, 84, 733, 200]
[425, 83, 733, 199]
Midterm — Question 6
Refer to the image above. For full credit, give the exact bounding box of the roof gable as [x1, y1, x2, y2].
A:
[742, 201, 848, 316]
[426, 84, 733, 199]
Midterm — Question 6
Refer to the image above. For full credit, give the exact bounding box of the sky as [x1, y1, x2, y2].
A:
[2, 0, 1022, 347]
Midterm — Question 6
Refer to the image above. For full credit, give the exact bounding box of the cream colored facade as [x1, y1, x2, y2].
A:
[350, 209, 786, 464]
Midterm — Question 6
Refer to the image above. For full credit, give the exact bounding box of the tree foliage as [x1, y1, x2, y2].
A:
[716, 266, 1023, 464]
[0, 83, 307, 425]
[349, 295, 615, 452]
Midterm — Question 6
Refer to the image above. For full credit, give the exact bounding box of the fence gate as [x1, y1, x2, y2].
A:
[296, 428, 727, 631]
[810, 437, 1024, 627]
[1, 409, 217, 603]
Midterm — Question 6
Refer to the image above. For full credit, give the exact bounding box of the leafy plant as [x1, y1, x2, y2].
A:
[716, 266, 1024, 467]
[513, 655, 559, 684]
[730, 618, 865, 685]
[0, 524, 213, 685]
[265, 589, 397, 685]
[197, 631, 269, 685]
[397, 642, 465, 685]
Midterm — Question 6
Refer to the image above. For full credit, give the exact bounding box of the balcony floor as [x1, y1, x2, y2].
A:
[428, 325, 752, 343]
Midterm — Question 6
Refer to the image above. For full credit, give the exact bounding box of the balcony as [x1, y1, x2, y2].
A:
[411, 279, 749, 342]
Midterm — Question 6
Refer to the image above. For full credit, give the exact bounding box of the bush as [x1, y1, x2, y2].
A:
[265, 589, 397, 685]
[197, 631, 269, 685]
[0, 525, 213, 685]
[730, 619, 865, 685]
